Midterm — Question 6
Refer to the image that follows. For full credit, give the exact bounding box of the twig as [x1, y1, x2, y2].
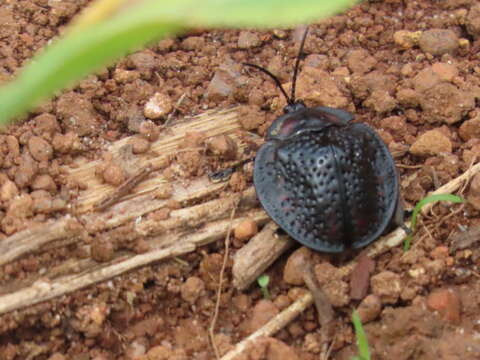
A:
[164, 93, 188, 127]
[94, 164, 153, 211]
[0, 242, 194, 315]
[460, 155, 477, 196]
[220, 292, 314, 360]
[232, 222, 294, 291]
[0, 217, 83, 267]
[0, 208, 269, 316]
[302, 261, 333, 327]
[210, 202, 238, 359]
[421, 162, 480, 214]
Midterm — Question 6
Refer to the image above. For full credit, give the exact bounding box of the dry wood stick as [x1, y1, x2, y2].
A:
[421, 162, 480, 214]
[0, 108, 243, 267]
[0, 242, 194, 315]
[220, 291, 314, 360]
[0, 217, 82, 267]
[70, 107, 242, 213]
[232, 222, 294, 291]
[93, 164, 154, 211]
[0, 209, 269, 315]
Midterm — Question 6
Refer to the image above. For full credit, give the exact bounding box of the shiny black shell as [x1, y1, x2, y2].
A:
[253, 106, 399, 253]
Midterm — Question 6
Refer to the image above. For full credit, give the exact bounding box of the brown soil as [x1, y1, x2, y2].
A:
[1, 0, 480, 359]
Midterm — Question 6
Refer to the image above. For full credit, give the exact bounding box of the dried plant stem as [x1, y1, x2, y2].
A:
[220, 292, 314, 360]
[421, 162, 480, 214]
[210, 203, 238, 359]
[0, 242, 194, 315]
[232, 221, 294, 291]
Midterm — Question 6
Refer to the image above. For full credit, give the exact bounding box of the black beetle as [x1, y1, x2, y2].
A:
[246, 28, 403, 253]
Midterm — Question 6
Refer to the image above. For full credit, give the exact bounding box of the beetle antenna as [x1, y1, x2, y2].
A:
[291, 26, 309, 102]
[243, 63, 292, 105]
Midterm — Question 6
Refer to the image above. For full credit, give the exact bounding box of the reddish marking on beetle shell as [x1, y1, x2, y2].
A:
[279, 117, 298, 136]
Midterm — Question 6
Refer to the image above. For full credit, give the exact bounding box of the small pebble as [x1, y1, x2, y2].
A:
[144, 92, 173, 119]
[180, 276, 205, 304]
[28, 136, 53, 162]
[346, 49, 377, 74]
[6, 135, 19, 157]
[466, 4, 480, 38]
[283, 247, 312, 286]
[370, 271, 402, 304]
[418, 83, 474, 124]
[52, 132, 82, 154]
[7, 194, 33, 218]
[33, 113, 60, 136]
[430, 246, 449, 259]
[323, 280, 350, 307]
[31, 174, 57, 193]
[207, 134, 238, 160]
[350, 254, 375, 300]
[238, 31, 262, 49]
[234, 219, 258, 242]
[273, 29, 287, 39]
[102, 163, 125, 186]
[182, 36, 205, 51]
[233, 294, 251, 312]
[356, 294, 382, 323]
[418, 29, 459, 56]
[139, 120, 160, 142]
[180, 131, 205, 149]
[113, 69, 139, 83]
[206, 59, 242, 101]
[0, 180, 19, 202]
[91, 240, 115, 263]
[273, 294, 291, 311]
[431, 62, 458, 82]
[459, 115, 480, 141]
[125, 339, 147, 359]
[245, 300, 279, 334]
[393, 30, 422, 49]
[409, 129, 452, 156]
[426, 288, 461, 324]
[130, 136, 151, 154]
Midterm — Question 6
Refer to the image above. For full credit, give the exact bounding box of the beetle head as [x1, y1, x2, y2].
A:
[283, 100, 305, 114]
[266, 106, 349, 141]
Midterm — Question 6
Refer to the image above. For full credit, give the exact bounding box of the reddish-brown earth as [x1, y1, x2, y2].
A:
[1, 0, 480, 359]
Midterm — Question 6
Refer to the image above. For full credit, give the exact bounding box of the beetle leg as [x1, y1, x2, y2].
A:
[208, 157, 254, 183]
[391, 195, 413, 234]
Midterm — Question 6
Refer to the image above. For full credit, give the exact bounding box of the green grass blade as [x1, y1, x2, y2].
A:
[158, 0, 358, 28]
[351, 310, 371, 360]
[403, 193, 464, 251]
[0, 0, 357, 125]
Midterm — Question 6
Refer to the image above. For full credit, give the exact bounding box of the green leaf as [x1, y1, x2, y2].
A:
[0, 0, 357, 125]
[403, 193, 464, 251]
[156, 0, 358, 28]
[351, 310, 371, 360]
[257, 274, 270, 288]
